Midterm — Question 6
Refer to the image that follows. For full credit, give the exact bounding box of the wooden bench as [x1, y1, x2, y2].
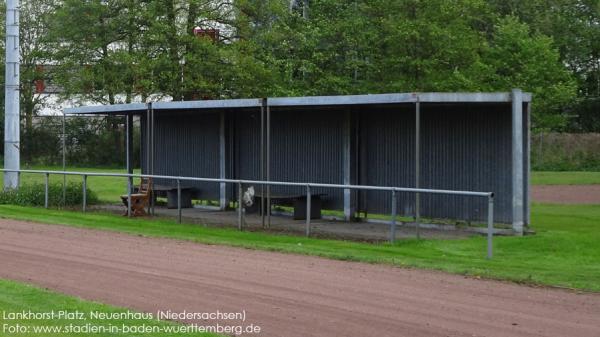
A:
[120, 177, 152, 216]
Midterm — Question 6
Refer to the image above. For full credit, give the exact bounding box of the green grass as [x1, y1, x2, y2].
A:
[1, 166, 138, 204]
[0, 204, 598, 291]
[532, 171, 600, 185]
[0, 279, 220, 336]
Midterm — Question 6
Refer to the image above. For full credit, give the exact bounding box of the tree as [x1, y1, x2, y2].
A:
[19, 0, 57, 164]
[481, 16, 577, 129]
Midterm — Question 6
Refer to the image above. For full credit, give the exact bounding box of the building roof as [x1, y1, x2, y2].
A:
[65, 92, 532, 115]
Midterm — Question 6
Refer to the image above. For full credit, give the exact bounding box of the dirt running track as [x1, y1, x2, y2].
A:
[0, 220, 599, 337]
[532, 185, 600, 204]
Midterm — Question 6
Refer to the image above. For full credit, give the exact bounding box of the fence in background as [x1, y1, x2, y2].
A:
[1, 169, 496, 259]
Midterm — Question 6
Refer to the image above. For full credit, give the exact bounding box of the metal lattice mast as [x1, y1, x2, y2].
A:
[4, 0, 20, 190]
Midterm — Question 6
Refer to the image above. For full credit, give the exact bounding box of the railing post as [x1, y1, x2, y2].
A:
[306, 185, 311, 237]
[238, 182, 243, 231]
[415, 191, 421, 240]
[82, 175, 87, 212]
[44, 173, 49, 209]
[127, 177, 132, 217]
[390, 189, 397, 243]
[487, 194, 495, 259]
[177, 179, 182, 224]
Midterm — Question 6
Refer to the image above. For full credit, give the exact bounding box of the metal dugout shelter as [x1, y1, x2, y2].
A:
[66, 90, 531, 234]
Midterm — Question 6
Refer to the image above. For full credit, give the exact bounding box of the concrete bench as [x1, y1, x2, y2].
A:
[247, 193, 326, 220]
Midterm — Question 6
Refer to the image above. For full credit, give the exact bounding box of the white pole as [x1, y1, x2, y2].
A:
[4, 0, 20, 190]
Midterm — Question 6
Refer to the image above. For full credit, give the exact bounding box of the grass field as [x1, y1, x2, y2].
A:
[532, 171, 600, 185]
[0, 279, 219, 337]
[1, 167, 134, 203]
[0, 203, 598, 291]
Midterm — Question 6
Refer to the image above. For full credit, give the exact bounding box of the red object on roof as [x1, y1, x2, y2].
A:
[35, 65, 45, 94]
[193, 27, 220, 42]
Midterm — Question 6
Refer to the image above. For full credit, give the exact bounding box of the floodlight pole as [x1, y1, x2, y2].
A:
[4, 0, 20, 190]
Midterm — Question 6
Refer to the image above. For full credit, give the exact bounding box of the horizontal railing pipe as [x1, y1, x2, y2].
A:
[1, 168, 496, 258]
[0, 169, 492, 197]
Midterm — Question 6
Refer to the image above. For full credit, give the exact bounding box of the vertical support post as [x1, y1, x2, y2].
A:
[146, 104, 151, 215]
[306, 185, 311, 237]
[266, 104, 271, 228]
[415, 98, 421, 240]
[126, 113, 133, 218]
[219, 111, 227, 210]
[82, 175, 87, 212]
[126, 113, 133, 176]
[390, 189, 397, 244]
[127, 177, 132, 217]
[150, 104, 155, 216]
[62, 112, 66, 205]
[343, 110, 352, 220]
[4, 0, 20, 191]
[238, 182, 243, 231]
[177, 179, 182, 224]
[526, 101, 532, 226]
[511, 89, 524, 235]
[260, 99, 266, 228]
[487, 194, 495, 259]
[44, 173, 49, 209]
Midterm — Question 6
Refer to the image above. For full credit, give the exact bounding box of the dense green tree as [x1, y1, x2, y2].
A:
[21, 0, 591, 132]
[481, 16, 577, 129]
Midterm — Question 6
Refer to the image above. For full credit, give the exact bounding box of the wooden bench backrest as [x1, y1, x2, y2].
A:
[138, 177, 152, 195]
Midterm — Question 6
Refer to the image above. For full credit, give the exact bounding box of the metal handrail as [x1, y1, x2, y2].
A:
[1, 168, 496, 258]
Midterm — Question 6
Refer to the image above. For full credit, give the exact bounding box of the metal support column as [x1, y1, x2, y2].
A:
[266, 104, 271, 228]
[82, 175, 87, 212]
[487, 194, 495, 259]
[219, 111, 227, 210]
[343, 111, 352, 220]
[3, 0, 20, 190]
[415, 99, 421, 240]
[526, 102, 532, 226]
[177, 179, 182, 223]
[150, 103, 155, 216]
[306, 185, 311, 237]
[62, 112, 66, 205]
[238, 182, 243, 231]
[146, 104, 151, 214]
[511, 89, 524, 234]
[126, 113, 134, 218]
[127, 177, 132, 217]
[44, 173, 49, 209]
[260, 99, 266, 228]
[390, 190, 397, 243]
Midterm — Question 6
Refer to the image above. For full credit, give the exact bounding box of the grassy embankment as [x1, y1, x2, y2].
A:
[0, 279, 220, 337]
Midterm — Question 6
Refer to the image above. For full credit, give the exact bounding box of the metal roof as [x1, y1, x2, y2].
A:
[65, 92, 532, 115]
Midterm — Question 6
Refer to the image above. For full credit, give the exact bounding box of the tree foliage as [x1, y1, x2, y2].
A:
[2, 0, 599, 139]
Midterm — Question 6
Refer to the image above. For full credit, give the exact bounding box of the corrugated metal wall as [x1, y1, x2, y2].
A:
[140, 102, 518, 223]
[357, 105, 416, 216]
[143, 110, 221, 200]
[358, 103, 513, 223]
[234, 110, 262, 180]
[420, 103, 513, 223]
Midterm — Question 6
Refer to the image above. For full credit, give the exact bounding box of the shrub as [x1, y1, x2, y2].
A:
[0, 182, 98, 207]
[532, 133, 600, 171]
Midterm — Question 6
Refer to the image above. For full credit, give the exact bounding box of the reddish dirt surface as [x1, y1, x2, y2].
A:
[532, 185, 600, 204]
[0, 219, 599, 337]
